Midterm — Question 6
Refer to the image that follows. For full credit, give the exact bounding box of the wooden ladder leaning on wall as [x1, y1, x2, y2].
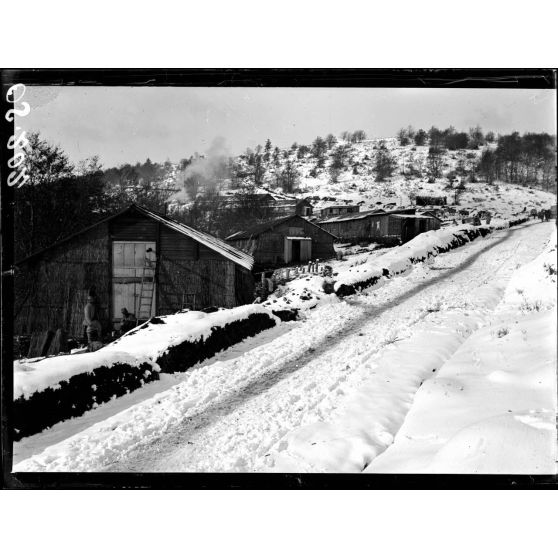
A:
[136, 249, 156, 324]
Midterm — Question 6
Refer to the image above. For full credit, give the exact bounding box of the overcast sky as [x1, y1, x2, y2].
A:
[20, 86, 556, 168]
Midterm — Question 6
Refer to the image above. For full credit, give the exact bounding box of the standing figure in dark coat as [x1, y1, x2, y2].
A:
[83, 295, 102, 351]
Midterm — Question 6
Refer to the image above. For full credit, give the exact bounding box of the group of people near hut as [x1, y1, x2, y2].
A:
[82, 290, 136, 352]
[253, 264, 335, 302]
[536, 208, 552, 222]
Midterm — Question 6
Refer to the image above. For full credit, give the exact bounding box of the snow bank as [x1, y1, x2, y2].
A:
[13, 305, 280, 440]
[14, 305, 277, 400]
[262, 274, 339, 312]
[334, 225, 492, 296]
[501, 228, 557, 312]
[367, 308, 557, 474]
[367, 230, 557, 474]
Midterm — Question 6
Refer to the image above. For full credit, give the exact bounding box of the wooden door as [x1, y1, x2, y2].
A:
[300, 239, 312, 262]
[284, 238, 292, 263]
[292, 240, 301, 262]
[112, 241, 156, 325]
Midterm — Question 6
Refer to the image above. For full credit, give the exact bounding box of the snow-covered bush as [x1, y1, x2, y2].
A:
[13, 306, 283, 440]
[13, 361, 157, 440]
[509, 216, 530, 227]
[334, 225, 492, 297]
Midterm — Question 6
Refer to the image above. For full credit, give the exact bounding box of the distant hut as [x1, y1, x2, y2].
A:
[272, 197, 313, 217]
[415, 195, 447, 206]
[219, 192, 313, 218]
[318, 209, 387, 242]
[226, 214, 336, 267]
[319, 208, 440, 244]
[14, 204, 255, 337]
[318, 204, 360, 219]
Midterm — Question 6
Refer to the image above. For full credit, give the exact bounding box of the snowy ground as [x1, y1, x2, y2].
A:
[13, 220, 556, 473]
[367, 228, 557, 474]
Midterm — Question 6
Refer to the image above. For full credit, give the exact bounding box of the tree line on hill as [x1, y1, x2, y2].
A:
[14, 133, 179, 261]
[392, 125, 556, 190]
[477, 132, 556, 189]
[396, 125, 492, 150]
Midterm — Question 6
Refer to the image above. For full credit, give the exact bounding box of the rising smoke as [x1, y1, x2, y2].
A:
[173, 136, 230, 202]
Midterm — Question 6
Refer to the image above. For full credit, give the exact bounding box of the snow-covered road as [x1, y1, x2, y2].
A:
[14, 221, 556, 473]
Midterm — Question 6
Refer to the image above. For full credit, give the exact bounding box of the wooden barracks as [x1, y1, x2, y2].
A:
[14, 204, 255, 337]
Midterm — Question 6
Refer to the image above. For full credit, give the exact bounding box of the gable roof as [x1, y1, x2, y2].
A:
[319, 204, 361, 211]
[17, 204, 254, 270]
[416, 210, 443, 222]
[318, 207, 421, 225]
[226, 214, 336, 241]
[389, 213, 437, 220]
[318, 208, 386, 224]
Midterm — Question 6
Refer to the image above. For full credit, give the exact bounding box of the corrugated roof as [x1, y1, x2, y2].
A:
[226, 214, 337, 241]
[318, 208, 386, 224]
[319, 208, 421, 225]
[416, 210, 443, 221]
[17, 204, 254, 270]
[134, 206, 254, 270]
[319, 204, 361, 211]
[390, 213, 436, 219]
[226, 215, 295, 240]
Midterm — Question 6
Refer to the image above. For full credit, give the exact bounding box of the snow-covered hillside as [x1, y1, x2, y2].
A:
[294, 139, 555, 220]
[166, 136, 556, 224]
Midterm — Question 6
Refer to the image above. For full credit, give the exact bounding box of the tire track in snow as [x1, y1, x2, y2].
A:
[105, 225, 531, 472]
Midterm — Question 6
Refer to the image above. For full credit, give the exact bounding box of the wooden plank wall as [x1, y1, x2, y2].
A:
[158, 257, 237, 312]
[14, 223, 111, 338]
[235, 267, 256, 305]
[111, 214, 158, 241]
[252, 217, 335, 263]
[321, 217, 372, 242]
[157, 224, 240, 311]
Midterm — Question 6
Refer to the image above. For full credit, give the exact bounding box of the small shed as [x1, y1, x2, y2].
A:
[318, 208, 439, 243]
[385, 213, 441, 243]
[317, 209, 386, 241]
[415, 195, 447, 206]
[318, 204, 360, 219]
[219, 193, 313, 218]
[226, 214, 336, 267]
[14, 204, 255, 337]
